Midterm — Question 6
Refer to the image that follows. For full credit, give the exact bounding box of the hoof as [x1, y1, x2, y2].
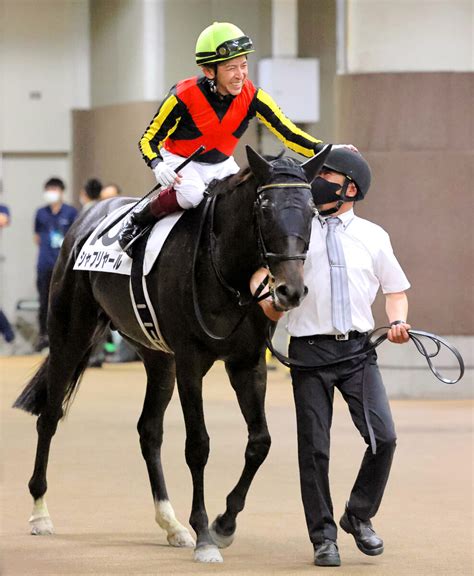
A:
[167, 529, 195, 548]
[209, 518, 235, 549]
[29, 516, 54, 535]
[194, 544, 223, 563]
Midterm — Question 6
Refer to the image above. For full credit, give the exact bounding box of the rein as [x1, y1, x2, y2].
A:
[191, 195, 270, 341]
[192, 180, 311, 341]
[266, 326, 465, 385]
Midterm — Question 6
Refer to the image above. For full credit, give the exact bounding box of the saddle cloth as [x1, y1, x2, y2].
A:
[73, 204, 184, 276]
[73, 203, 184, 354]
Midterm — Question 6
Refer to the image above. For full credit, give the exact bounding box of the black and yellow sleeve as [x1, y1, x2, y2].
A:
[255, 88, 323, 157]
[139, 92, 182, 166]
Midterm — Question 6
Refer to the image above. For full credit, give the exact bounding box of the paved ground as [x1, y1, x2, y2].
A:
[1, 355, 472, 575]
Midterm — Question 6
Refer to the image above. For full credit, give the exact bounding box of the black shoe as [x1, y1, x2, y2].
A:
[314, 540, 341, 567]
[118, 200, 155, 257]
[339, 505, 384, 556]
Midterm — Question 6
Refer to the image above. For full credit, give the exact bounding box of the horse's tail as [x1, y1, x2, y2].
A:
[12, 348, 94, 417]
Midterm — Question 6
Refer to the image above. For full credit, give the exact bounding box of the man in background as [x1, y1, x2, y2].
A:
[79, 178, 102, 213]
[0, 203, 15, 346]
[34, 178, 77, 352]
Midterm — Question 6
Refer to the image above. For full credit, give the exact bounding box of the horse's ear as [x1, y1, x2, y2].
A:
[246, 145, 272, 183]
[301, 144, 332, 183]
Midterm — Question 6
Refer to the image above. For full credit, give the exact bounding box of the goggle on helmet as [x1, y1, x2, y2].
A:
[195, 22, 254, 65]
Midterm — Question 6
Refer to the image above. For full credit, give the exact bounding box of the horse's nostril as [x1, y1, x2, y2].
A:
[303, 285, 309, 297]
[276, 285, 290, 299]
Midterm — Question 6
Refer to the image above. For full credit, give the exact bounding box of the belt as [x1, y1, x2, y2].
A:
[302, 331, 368, 343]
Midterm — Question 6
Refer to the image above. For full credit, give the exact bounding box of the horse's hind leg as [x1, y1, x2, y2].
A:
[22, 274, 105, 535]
[210, 355, 271, 548]
[138, 349, 194, 548]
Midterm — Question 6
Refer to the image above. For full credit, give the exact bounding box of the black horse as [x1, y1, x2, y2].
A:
[14, 145, 330, 563]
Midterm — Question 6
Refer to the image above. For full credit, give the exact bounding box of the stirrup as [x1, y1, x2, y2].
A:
[118, 199, 154, 255]
[121, 223, 153, 257]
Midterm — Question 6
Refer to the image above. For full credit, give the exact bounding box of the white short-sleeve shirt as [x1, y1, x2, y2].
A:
[286, 209, 410, 336]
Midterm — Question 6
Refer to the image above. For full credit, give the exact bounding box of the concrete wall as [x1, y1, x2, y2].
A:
[90, 0, 272, 106]
[0, 0, 89, 317]
[164, 0, 272, 91]
[347, 0, 474, 73]
[90, 0, 164, 107]
[298, 0, 338, 143]
[1, 0, 90, 152]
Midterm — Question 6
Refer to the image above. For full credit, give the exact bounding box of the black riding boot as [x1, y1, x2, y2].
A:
[118, 199, 155, 257]
[118, 187, 181, 257]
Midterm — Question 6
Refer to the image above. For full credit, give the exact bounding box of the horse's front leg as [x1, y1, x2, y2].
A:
[210, 354, 271, 548]
[138, 349, 195, 548]
[175, 354, 223, 563]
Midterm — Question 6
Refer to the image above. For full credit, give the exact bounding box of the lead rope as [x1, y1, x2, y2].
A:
[192, 196, 271, 340]
[266, 326, 465, 385]
[267, 326, 465, 457]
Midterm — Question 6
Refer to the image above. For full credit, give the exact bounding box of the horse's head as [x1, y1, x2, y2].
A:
[246, 144, 332, 311]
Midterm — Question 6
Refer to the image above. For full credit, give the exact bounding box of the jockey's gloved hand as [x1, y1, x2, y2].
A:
[153, 163, 179, 187]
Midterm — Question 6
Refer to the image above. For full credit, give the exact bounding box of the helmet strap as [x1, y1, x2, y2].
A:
[317, 178, 352, 217]
[203, 64, 218, 93]
[318, 200, 344, 217]
[208, 78, 217, 93]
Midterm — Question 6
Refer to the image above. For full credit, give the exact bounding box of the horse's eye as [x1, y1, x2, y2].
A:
[260, 198, 272, 209]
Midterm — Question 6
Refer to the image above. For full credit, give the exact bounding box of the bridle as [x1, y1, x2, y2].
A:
[254, 182, 312, 264]
[191, 179, 312, 341]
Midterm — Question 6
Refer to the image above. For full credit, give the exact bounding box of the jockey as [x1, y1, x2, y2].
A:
[119, 22, 332, 255]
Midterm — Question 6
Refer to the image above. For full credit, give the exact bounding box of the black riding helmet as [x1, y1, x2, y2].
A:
[322, 148, 372, 201]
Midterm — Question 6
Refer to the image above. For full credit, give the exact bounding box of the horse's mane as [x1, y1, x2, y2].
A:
[206, 167, 253, 197]
[206, 152, 304, 198]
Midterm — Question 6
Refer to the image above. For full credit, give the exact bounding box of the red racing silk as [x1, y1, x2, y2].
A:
[164, 76, 257, 158]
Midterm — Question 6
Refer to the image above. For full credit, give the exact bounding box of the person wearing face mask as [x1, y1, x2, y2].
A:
[286, 148, 411, 567]
[33, 178, 77, 352]
[118, 21, 352, 256]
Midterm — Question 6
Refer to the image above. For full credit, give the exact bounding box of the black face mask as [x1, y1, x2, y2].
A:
[311, 177, 342, 205]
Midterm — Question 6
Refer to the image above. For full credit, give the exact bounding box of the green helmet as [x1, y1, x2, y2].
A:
[195, 22, 254, 65]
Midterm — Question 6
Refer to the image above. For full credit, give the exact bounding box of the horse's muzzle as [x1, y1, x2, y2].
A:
[274, 282, 309, 311]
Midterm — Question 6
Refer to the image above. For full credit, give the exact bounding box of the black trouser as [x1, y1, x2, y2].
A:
[0, 309, 14, 342]
[289, 334, 397, 546]
[36, 268, 54, 338]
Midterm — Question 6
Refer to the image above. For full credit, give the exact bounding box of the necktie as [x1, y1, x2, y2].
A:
[326, 217, 352, 334]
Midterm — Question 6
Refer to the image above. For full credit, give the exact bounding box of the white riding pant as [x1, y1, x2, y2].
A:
[161, 148, 240, 209]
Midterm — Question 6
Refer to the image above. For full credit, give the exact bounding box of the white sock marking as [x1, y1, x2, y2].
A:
[29, 497, 50, 521]
[155, 499, 195, 547]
